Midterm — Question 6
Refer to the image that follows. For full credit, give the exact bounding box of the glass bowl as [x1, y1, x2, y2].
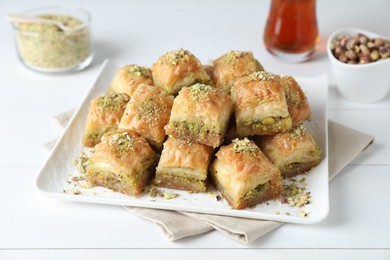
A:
[11, 5, 93, 73]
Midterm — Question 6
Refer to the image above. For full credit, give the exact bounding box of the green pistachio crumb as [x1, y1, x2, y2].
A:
[72, 152, 90, 173]
[160, 48, 194, 66]
[190, 83, 214, 102]
[289, 125, 307, 139]
[232, 138, 259, 155]
[247, 71, 277, 82]
[136, 97, 164, 123]
[97, 93, 130, 113]
[102, 132, 135, 156]
[127, 65, 151, 77]
[222, 50, 249, 65]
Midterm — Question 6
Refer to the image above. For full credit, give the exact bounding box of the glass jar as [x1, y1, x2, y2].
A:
[12, 6, 93, 73]
[263, 0, 319, 62]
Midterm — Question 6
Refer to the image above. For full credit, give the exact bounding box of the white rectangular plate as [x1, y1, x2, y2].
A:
[36, 60, 329, 224]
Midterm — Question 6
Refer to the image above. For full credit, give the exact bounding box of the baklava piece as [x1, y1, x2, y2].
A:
[213, 50, 264, 93]
[118, 84, 174, 150]
[83, 93, 130, 147]
[165, 83, 233, 147]
[154, 137, 213, 192]
[256, 124, 321, 178]
[152, 49, 210, 95]
[210, 138, 282, 209]
[231, 71, 292, 137]
[202, 64, 215, 85]
[281, 76, 311, 126]
[86, 131, 157, 196]
[107, 64, 153, 97]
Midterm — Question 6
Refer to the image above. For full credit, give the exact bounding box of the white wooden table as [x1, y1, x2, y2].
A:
[1, 0, 389, 259]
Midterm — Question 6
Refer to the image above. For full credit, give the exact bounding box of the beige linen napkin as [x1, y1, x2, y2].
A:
[43, 110, 374, 244]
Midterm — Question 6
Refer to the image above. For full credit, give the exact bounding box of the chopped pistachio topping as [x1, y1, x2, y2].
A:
[280, 177, 311, 208]
[285, 88, 303, 107]
[232, 138, 259, 155]
[163, 192, 179, 200]
[139, 98, 156, 114]
[127, 65, 151, 77]
[300, 210, 310, 218]
[136, 97, 165, 123]
[283, 77, 307, 108]
[190, 83, 214, 101]
[289, 125, 321, 158]
[72, 152, 90, 173]
[222, 50, 250, 65]
[160, 48, 194, 66]
[171, 137, 193, 146]
[63, 189, 82, 195]
[289, 125, 307, 140]
[97, 93, 129, 113]
[149, 185, 179, 200]
[247, 71, 277, 82]
[149, 185, 158, 197]
[102, 132, 135, 156]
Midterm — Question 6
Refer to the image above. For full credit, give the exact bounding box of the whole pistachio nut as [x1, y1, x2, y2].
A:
[345, 50, 356, 60]
[367, 41, 376, 49]
[358, 33, 368, 44]
[360, 44, 370, 56]
[354, 45, 361, 53]
[332, 32, 390, 64]
[335, 46, 343, 56]
[379, 46, 390, 58]
[347, 38, 357, 50]
[370, 50, 380, 61]
[330, 41, 335, 50]
[340, 37, 349, 47]
[359, 55, 371, 64]
[339, 54, 348, 63]
[374, 38, 385, 47]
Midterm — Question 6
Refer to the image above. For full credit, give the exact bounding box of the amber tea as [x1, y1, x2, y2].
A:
[264, 0, 319, 62]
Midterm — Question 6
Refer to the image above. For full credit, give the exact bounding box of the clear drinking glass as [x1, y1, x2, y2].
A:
[263, 0, 319, 62]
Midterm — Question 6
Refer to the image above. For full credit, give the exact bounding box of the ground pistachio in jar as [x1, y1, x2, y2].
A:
[15, 14, 92, 71]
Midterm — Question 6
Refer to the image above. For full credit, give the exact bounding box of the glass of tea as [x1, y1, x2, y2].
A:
[263, 0, 319, 62]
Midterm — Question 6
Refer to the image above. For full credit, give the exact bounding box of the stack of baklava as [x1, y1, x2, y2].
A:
[82, 49, 321, 209]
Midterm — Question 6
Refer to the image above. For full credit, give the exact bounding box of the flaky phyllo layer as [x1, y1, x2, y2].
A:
[211, 138, 282, 209]
[86, 131, 156, 195]
[165, 83, 233, 147]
